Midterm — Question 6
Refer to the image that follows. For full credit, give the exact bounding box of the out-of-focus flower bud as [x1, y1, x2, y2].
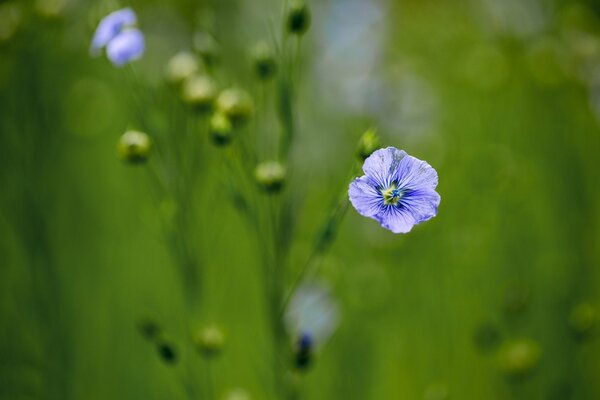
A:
[117, 130, 151, 163]
[166, 51, 199, 83]
[222, 388, 251, 400]
[194, 325, 225, 358]
[569, 302, 597, 340]
[294, 332, 313, 370]
[497, 338, 541, 378]
[210, 113, 233, 146]
[182, 75, 217, 112]
[356, 127, 380, 161]
[286, 0, 311, 36]
[137, 317, 160, 341]
[251, 42, 277, 81]
[156, 340, 177, 365]
[216, 88, 254, 126]
[254, 161, 286, 193]
[193, 31, 220, 67]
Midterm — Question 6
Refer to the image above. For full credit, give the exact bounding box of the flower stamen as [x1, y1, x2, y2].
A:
[382, 186, 403, 206]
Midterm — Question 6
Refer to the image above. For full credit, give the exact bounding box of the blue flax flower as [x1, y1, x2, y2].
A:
[349, 147, 440, 234]
[90, 8, 144, 66]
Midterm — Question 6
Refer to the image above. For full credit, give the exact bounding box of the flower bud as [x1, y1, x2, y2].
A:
[182, 75, 218, 112]
[209, 112, 233, 146]
[156, 340, 177, 365]
[166, 51, 199, 83]
[286, 0, 311, 35]
[193, 31, 220, 67]
[569, 302, 597, 340]
[251, 42, 277, 80]
[294, 333, 313, 370]
[496, 338, 541, 378]
[194, 325, 225, 358]
[216, 88, 254, 126]
[117, 130, 151, 163]
[356, 128, 380, 161]
[254, 161, 286, 193]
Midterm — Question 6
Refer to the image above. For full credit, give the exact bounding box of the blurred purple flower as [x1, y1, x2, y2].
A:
[90, 7, 144, 67]
[106, 29, 145, 66]
[349, 147, 440, 234]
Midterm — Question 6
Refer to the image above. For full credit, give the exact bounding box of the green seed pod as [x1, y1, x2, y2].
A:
[216, 88, 254, 126]
[356, 127, 380, 161]
[117, 130, 152, 164]
[254, 161, 286, 193]
[569, 302, 597, 340]
[209, 112, 233, 146]
[286, 0, 311, 35]
[182, 75, 218, 112]
[166, 51, 199, 83]
[496, 338, 541, 378]
[194, 325, 225, 358]
[251, 42, 277, 80]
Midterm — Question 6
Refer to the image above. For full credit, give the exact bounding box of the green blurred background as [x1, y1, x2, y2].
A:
[1, 0, 600, 399]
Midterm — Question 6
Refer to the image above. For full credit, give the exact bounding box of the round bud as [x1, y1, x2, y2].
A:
[356, 128, 380, 161]
[286, 0, 311, 35]
[166, 51, 199, 83]
[194, 325, 225, 358]
[254, 161, 286, 193]
[210, 113, 233, 146]
[569, 302, 597, 339]
[251, 42, 277, 80]
[156, 340, 177, 365]
[496, 338, 541, 378]
[117, 130, 151, 164]
[193, 31, 220, 67]
[182, 75, 218, 112]
[216, 88, 254, 126]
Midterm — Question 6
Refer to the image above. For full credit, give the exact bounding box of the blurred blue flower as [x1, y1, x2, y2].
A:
[349, 147, 440, 234]
[284, 283, 340, 351]
[90, 7, 144, 67]
[106, 29, 145, 66]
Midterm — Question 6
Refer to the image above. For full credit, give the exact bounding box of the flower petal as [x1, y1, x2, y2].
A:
[90, 7, 137, 55]
[395, 154, 438, 192]
[362, 147, 407, 188]
[106, 29, 145, 67]
[377, 206, 418, 234]
[349, 176, 382, 218]
[399, 189, 440, 223]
